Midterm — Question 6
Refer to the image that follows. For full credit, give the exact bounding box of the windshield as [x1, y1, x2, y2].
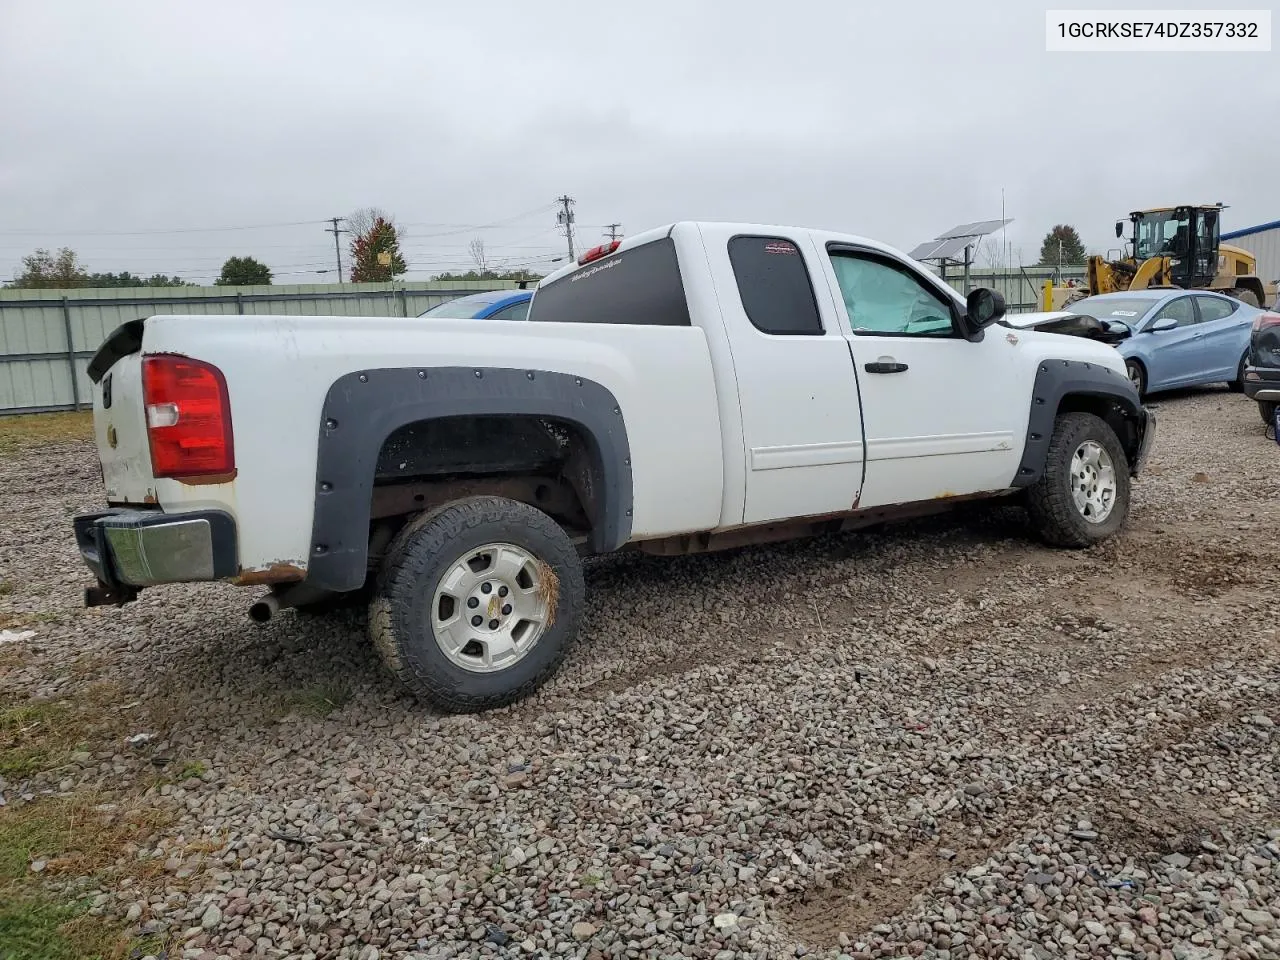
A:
[1133, 211, 1187, 261]
[419, 297, 493, 319]
[1067, 298, 1154, 324]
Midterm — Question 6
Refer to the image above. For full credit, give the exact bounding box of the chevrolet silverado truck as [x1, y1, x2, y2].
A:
[74, 222, 1156, 712]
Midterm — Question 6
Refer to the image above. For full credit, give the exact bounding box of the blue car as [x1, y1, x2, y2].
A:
[418, 290, 532, 321]
[1016, 290, 1261, 398]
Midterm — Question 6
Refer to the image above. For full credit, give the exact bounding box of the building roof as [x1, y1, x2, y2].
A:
[1222, 219, 1280, 241]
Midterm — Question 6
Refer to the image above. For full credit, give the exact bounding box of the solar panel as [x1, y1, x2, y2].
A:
[907, 236, 974, 261]
[937, 219, 1010, 240]
[906, 240, 947, 259]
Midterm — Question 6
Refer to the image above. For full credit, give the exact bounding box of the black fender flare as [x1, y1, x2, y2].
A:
[305, 366, 634, 592]
[1011, 358, 1147, 488]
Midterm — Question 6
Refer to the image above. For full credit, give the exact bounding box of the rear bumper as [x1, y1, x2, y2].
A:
[1243, 364, 1280, 402]
[73, 508, 238, 606]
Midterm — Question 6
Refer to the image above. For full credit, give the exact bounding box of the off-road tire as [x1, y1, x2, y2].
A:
[1025, 412, 1131, 548]
[1125, 360, 1147, 398]
[368, 496, 585, 713]
[1260, 400, 1278, 426]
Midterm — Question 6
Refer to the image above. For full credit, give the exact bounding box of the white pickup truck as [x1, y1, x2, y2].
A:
[74, 222, 1155, 712]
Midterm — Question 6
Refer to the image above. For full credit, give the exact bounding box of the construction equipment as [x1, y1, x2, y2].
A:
[1042, 204, 1278, 311]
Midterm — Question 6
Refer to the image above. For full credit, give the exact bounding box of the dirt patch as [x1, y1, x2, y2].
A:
[777, 826, 1007, 950]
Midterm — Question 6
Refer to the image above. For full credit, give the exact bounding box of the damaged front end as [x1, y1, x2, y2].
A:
[1016, 313, 1133, 345]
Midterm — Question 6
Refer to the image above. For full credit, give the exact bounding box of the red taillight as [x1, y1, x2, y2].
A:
[141, 354, 234, 479]
[1253, 312, 1280, 331]
[577, 240, 620, 266]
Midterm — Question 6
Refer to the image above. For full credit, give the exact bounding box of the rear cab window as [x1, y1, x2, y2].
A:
[527, 237, 690, 326]
[726, 236, 823, 335]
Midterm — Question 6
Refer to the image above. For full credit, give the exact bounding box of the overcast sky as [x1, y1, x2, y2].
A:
[2, 0, 1277, 283]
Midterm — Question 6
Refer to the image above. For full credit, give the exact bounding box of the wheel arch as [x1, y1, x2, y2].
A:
[1011, 358, 1148, 488]
[1232, 276, 1267, 308]
[305, 367, 634, 592]
[1122, 355, 1148, 389]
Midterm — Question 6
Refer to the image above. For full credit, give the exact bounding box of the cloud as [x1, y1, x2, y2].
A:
[1, 0, 1276, 281]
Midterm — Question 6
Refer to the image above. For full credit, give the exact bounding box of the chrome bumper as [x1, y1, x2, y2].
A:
[73, 508, 237, 605]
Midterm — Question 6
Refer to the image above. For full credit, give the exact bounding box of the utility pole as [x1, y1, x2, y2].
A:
[556, 195, 576, 261]
[604, 223, 622, 242]
[326, 217, 348, 283]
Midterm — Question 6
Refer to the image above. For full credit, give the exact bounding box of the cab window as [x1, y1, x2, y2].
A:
[829, 252, 957, 337]
[727, 236, 824, 335]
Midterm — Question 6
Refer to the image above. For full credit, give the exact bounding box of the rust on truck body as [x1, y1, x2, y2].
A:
[233, 562, 306, 586]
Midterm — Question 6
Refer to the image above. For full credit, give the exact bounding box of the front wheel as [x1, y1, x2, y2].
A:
[1025, 412, 1131, 548]
[1125, 360, 1147, 398]
[1260, 400, 1278, 426]
[369, 497, 585, 713]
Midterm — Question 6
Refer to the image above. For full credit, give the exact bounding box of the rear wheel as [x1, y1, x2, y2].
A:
[1230, 352, 1249, 392]
[1229, 287, 1262, 309]
[1025, 412, 1131, 548]
[1125, 360, 1147, 398]
[369, 496, 585, 713]
[1260, 400, 1278, 425]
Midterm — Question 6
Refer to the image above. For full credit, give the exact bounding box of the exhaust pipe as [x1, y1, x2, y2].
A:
[248, 593, 280, 623]
[248, 583, 333, 623]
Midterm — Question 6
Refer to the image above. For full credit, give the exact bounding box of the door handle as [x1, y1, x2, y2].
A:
[865, 359, 909, 374]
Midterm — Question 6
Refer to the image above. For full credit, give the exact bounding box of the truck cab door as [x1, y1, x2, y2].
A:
[816, 245, 1026, 508]
[698, 229, 866, 525]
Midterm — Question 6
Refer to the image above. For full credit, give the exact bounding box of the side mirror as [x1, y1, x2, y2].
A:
[1149, 317, 1178, 332]
[1115, 220, 1125, 239]
[965, 287, 1006, 331]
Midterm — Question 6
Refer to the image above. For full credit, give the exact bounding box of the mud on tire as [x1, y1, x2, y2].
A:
[1025, 412, 1131, 548]
[369, 496, 586, 713]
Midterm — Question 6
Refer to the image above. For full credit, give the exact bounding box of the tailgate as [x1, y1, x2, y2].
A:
[88, 321, 157, 504]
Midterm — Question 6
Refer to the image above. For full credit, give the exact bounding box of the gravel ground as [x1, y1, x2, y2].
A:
[1, 388, 1277, 960]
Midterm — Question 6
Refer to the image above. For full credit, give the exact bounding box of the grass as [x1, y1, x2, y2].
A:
[0, 701, 72, 778]
[0, 651, 178, 959]
[153, 759, 206, 788]
[0, 411, 93, 454]
[0, 795, 172, 960]
[0, 610, 66, 631]
[0, 894, 128, 960]
[283, 681, 352, 717]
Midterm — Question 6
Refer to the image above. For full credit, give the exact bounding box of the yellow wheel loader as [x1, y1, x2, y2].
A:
[1042, 204, 1277, 311]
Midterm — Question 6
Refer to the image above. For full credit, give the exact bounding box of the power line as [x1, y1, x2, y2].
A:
[604, 223, 622, 242]
[399, 203, 559, 239]
[556, 196, 576, 262]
